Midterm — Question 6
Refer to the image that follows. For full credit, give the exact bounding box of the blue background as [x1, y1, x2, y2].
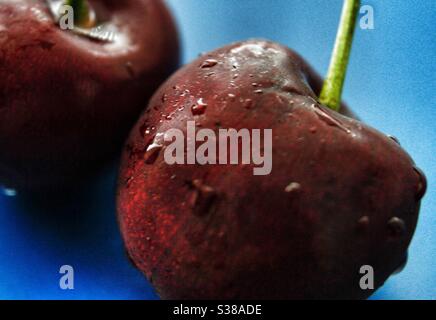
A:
[0, 0, 434, 299]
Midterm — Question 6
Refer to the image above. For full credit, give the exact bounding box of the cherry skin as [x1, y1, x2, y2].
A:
[0, 0, 179, 190]
[117, 40, 426, 299]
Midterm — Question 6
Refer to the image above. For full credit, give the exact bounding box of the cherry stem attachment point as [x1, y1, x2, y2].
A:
[320, 0, 360, 112]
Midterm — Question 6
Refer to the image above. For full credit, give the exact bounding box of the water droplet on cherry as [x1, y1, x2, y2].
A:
[228, 93, 236, 101]
[243, 99, 254, 109]
[284, 182, 301, 193]
[388, 135, 400, 145]
[357, 216, 370, 232]
[144, 134, 164, 164]
[387, 217, 406, 238]
[191, 98, 208, 115]
[200, 59, 218, 68]
[413, 166, 427, 200]
[189, 179, 218, 216]
[314, 106, 351, 134]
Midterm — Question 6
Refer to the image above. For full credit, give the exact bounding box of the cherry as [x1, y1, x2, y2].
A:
[116, 1, 426, 299]
[0, 0, 179, 190]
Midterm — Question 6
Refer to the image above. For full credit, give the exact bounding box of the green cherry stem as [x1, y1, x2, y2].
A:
[319, 0, 360, 112]
[65, 0, 96, 28]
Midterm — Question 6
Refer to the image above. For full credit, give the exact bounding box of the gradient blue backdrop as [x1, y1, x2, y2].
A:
[0, 0, 434, 300]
